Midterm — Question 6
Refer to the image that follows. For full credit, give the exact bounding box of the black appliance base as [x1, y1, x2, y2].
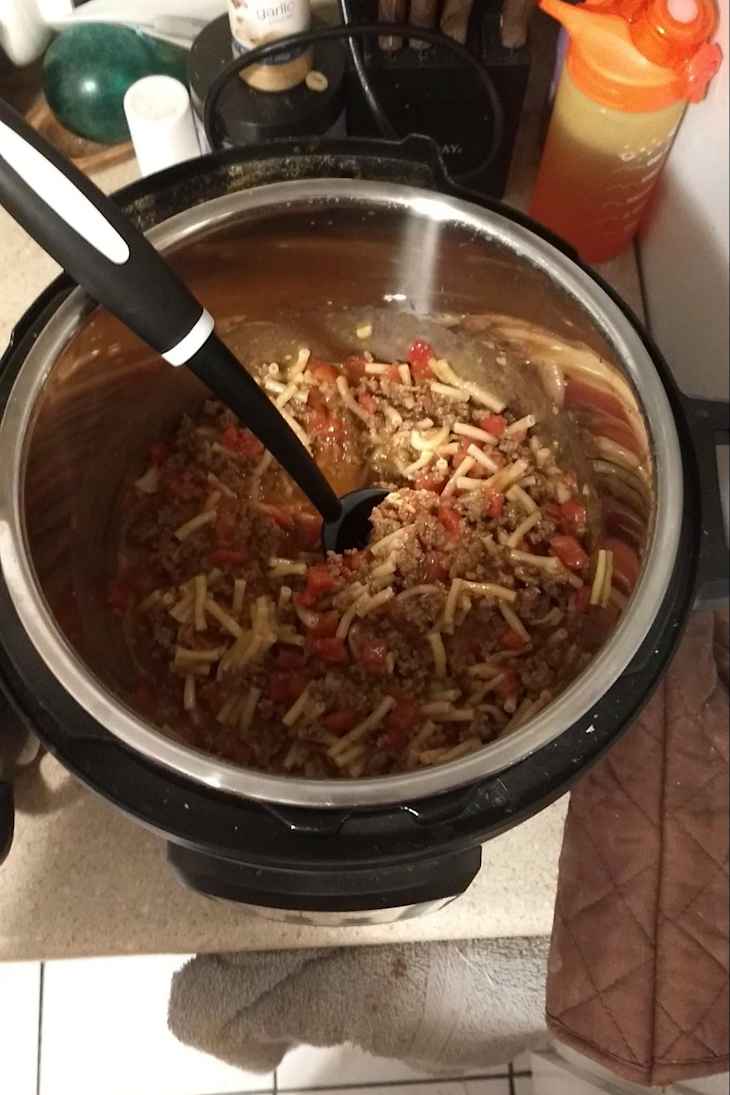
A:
[168, 841, 482, 913]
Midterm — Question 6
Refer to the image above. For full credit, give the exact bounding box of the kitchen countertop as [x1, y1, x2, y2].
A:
[0, 23, 646, 961]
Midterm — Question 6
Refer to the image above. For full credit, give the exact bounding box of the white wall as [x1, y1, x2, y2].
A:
[638, 0, 729, 401]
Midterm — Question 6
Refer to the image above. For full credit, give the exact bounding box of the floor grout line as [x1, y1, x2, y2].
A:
[508, 1060, 516, 1095]
[276, 1074, 521, 1092]
[35, 961, 45, 1095]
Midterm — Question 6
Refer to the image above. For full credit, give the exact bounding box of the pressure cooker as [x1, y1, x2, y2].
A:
[0, 137, 726, 923]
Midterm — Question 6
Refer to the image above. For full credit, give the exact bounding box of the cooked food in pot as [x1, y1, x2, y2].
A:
[111, 331, 642, 778]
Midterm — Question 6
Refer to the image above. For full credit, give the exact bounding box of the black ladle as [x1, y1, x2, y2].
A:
[0, 99, 387, 552]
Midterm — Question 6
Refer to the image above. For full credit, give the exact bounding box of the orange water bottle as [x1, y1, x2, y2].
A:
[530, 0, 722, 263]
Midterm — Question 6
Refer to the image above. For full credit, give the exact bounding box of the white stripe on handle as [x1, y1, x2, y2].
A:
[0, 120, 131, 264]
[163, 309, 215, 366]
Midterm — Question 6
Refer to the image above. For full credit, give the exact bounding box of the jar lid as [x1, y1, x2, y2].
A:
[188, 14, 345, 145]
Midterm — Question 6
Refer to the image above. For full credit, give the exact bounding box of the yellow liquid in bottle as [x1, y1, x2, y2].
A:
[530, 69, 685, 263]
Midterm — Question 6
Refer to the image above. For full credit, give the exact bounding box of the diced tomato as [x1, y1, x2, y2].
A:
[550, 534, 590, 573]
[275, 648, 307, 671]
[386, 697, 420, 733]
[107, 578, 133, 615]
[386, 364, 401, 382]
[295, 511, 322, 548]
[437, 504, 461, 540]
[221, 425, 240, 450]
[559, 499, 588, 536]
[307, 403, 347, 442]
[422, 551, 450, 582]
[600, 537, 641, 593]
[414, 473, 445, 493]
[295, 563, 338, 608]
[148, 441, 170, 466]
[495, 668, 520, 700]
[264, 505, 296, 531]
[308, 564, 337, 594]
[322, 710, 357, 734]
[309, 636, 348, 664]
[477, 413, 507, 437]
[343, 356, 367, 383]
[407, 339, 434, 379]
[358, 391, 377, 414]
[485, 489, 504, 518]
[268, 670, 308, 704]
[208, 548, 246, 566]
[570, 585, 592, 614]
[357, 638, 388, 675]
[310, 611, 339, 637]
[343, 550, 366, 571]
[310, 360, 340, 385]
[380, 698, 420, 751]
[221, 424, 264, 458]
[500, 627, 528, 650]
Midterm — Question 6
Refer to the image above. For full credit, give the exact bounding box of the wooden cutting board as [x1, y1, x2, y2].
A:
[0, 61, 133, 176]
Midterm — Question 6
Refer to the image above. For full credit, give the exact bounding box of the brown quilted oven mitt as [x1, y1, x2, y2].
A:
[546, 609, 729, 1087]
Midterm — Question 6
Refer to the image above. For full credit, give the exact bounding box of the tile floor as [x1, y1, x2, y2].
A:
[4, 957, 727, 1095]
[1, 955, 533, 1095]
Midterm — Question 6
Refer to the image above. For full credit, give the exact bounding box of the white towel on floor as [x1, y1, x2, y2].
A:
[168, 936, 549, 1076]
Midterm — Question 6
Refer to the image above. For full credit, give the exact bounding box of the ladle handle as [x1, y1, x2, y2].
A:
[0, 98, 342, 522]
[0, 98, 205, 361]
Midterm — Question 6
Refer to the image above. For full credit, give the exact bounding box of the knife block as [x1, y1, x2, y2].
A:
[344, 0, 530, 198]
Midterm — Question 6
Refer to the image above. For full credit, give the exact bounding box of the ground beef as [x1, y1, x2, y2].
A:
[110, 340, 623, 780]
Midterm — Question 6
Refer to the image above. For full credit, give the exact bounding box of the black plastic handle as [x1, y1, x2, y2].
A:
[0, 98, 202, 359]
[683, 395, 730, 610]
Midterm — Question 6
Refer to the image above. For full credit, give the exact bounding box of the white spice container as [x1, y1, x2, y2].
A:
[227, 0, 313, 91]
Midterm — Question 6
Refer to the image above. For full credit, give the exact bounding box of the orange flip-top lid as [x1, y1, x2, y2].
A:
[540, 0, 722, 111]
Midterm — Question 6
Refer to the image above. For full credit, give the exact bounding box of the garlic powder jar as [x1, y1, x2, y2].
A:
[228, 0, 313, 91]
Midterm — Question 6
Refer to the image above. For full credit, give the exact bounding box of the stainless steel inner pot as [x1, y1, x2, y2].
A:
[0, 180, 683, 808]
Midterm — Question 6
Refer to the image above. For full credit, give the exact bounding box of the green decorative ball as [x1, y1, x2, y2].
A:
[43, 24, 188, 145]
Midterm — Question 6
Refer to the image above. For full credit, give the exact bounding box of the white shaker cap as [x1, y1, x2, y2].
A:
[123, 75, 201, 178]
